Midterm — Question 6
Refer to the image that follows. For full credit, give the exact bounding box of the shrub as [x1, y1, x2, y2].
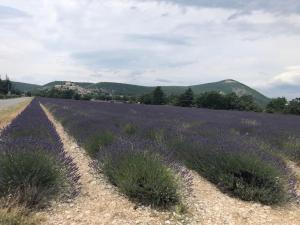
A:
[173, 141, 289, 205]
[144, 128, 165, 143]
[101, 151, 181, 209]
[0, 150, 68, 208]
[282, 136, 300, 162]
[122, 123, 137, 135]
[84, 132, 114, 157]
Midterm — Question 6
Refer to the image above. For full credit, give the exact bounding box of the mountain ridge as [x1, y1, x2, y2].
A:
[12, 79, 270, 106]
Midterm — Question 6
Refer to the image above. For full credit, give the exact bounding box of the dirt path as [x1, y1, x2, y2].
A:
[40, 104, 300, 225]
[40, 105, 184, 225]
[187, 171, 300, 225]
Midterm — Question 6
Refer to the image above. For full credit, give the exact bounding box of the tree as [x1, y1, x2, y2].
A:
[266, 97, 287, 113]
[176, 88, 194, 107]
[195, 91, 225, 109]
[0, 75, 12, 95]
[195, 91, 262, 112]
[223, 93, 240, 110]
[286, 98, 300, 115]
[238, 95, 262, 112]
[139, 93, 152, 104]
[152, 87, 166, 105]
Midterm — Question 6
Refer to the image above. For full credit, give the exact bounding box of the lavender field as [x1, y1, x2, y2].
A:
[0, 99, 79, 208]
[0, 97, 300, 224]
[40, 97, 300, 206]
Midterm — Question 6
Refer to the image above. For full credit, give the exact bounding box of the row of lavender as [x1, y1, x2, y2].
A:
[0, 99, 79, 208]
[41, 97, 300, 205]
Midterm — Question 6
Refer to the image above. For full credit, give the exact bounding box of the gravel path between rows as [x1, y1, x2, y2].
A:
[40, 104, 300, 225]
[40, 105, 184, 225]
[0, 97, 30, 110]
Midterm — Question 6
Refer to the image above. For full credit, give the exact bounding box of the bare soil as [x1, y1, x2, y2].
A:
[41, 104, 300, 225]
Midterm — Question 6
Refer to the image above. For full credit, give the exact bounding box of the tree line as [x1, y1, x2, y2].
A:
[266, 97, 300, 115]
[139, 87, 300, 115]
[139, 87, 262, 111]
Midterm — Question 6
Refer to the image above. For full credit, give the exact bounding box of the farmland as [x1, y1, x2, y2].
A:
[1, 97, 300, 224]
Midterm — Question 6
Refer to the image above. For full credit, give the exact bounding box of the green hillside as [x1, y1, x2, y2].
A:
[88, 82, 154, 95]
[190, 79, 270, 106]
[12, 82, 41, 92]
[11, 79, 270, 106]
[88, 79, 270, 106]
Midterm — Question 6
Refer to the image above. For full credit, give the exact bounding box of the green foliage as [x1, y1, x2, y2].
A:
[139, 93, 152, 104]
[172, 141, 288, 205]
[265, 97, 300, 115]
[122, 123, 137, 135]
[85, 132, 115, 157]
[152, 87, 166, 105]
[266, 97, 287, 113]
[195, 91, 226, 109]
[10, 82, 40, 93]
[139, 86, 166, 105]
[0, 75, 20, 95]
[239, 95, 262, 112]
[286, 98, 300, 115]
[175, 88, 194, 107]
[36, 88, 77, 99]
[195, 92, 262, 112]
[102, 151, 181, 209]
[0, 150, 68, 208]
[283, 136, 300, 161]
[144, 128, 165, 143]
[80, 94, 92, 101]
[0, 76, 11, 94]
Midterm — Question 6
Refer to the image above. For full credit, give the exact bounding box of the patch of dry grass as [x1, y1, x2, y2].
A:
[0, 98, 32, 131]
[0, 207, 43, 225]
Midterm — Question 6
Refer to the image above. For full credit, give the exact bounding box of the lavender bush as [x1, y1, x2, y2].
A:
[0, 99, 79, 208]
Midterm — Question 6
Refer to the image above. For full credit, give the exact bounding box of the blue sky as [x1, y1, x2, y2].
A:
[0, 0, 299, 98]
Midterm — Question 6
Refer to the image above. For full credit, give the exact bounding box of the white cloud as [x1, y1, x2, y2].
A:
[0, 0, 299, 98]
[251, 66, 300, 99]
[272, 66, 300, 85]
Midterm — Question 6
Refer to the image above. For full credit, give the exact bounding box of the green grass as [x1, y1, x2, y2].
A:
[84, 132, 115, 157]
[122, 123, 137, 135]
[144, 128, 165, 143]
[282, 136, 300, 162]
[101, 151, 181, 209]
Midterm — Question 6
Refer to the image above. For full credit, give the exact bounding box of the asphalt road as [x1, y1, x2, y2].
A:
[0, 97, 30, 110]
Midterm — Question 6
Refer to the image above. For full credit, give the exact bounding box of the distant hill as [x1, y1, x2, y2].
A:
[88, 82, 154, 96]
[87, 79, 270, 106]
[12, 82, 41, 92]
[190, 79, 270, 106]
[12, 79, 270, 106]
[42, 81, 93, 89]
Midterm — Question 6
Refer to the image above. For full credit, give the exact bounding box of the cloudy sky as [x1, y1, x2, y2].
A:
[0, 0, 300, 98]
